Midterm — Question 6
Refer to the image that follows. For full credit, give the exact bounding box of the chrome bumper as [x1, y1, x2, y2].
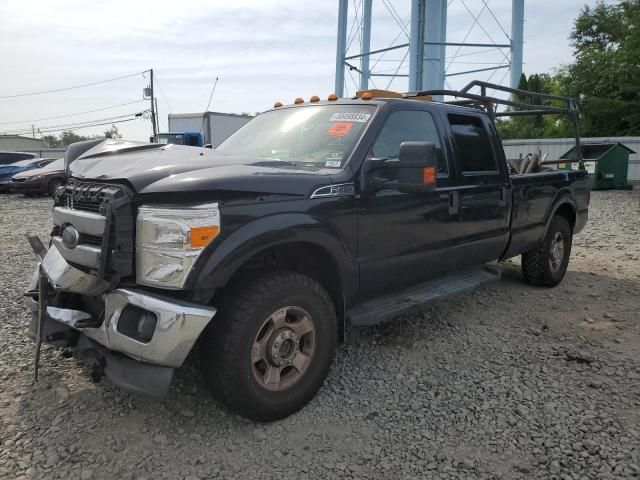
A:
[27, 245, 216, 368]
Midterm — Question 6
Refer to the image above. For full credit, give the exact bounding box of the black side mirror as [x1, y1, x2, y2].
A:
[396, 141, 437, 193]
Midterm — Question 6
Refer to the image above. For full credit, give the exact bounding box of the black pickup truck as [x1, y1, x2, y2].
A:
[25, 87, 590, 421]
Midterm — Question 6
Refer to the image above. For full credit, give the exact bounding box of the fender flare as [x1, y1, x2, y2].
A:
[184, 213, 358, 301]
[544, 189, 577, 233]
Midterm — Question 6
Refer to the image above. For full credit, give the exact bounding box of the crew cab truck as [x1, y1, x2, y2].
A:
[24, 83, 590, 421]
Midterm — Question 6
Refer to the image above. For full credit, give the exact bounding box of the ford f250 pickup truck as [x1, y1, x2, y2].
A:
[24, 82, 590, 421]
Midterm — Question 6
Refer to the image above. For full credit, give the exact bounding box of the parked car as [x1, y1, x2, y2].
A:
[0, 158, 55, 192]
[10, 158, 66, 196]
[24, 88, 589, 421]
[0, 151, 37, 166]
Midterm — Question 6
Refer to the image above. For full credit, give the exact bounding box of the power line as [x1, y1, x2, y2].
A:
[0, 99, 146, 125]
[0, 70, 148, 100]
[36, 117, 143, 134]
[153, 75, 173, 113]
[199, 77, 219, 136]
[1, 111, 148, 136]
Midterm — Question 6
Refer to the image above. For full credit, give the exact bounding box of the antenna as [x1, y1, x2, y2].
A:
[200, 77, 219, 136]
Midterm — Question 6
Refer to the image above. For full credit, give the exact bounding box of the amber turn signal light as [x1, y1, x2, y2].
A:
[423, 167, 436, 185]
[190, 226, 220, 248]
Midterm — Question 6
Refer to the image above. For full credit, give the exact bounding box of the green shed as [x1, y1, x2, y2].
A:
[559, 142, 634, 190]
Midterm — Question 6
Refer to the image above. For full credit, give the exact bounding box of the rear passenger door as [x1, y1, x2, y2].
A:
[445, 112, 510, 266]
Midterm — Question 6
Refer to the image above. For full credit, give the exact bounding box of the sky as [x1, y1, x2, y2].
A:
[0, 0, 603, 142]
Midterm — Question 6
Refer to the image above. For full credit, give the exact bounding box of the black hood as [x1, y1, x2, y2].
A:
[69, 140, 335, 196]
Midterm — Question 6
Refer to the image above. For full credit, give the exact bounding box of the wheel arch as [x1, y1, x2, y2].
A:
[546, 193, 577, 232]
[185, 214, 357, 338]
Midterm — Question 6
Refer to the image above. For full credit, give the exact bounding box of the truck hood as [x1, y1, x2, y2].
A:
[70, 140, 335, 196]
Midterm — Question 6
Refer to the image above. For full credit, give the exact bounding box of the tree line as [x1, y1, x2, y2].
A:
[43, 124, 122, 147]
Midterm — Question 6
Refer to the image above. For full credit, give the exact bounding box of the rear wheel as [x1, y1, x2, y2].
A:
[48, 178, 64, 197]
[200, 270, 338, 421]
[522, 215, 572, 287]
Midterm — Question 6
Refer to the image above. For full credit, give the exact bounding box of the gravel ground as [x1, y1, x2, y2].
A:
[1, 189, 639, 480]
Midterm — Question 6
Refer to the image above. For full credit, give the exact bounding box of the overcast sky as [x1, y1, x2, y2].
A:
[0, 0, 602, 142]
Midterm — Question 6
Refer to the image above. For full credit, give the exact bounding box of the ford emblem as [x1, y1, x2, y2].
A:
[61, 225, 80, 249]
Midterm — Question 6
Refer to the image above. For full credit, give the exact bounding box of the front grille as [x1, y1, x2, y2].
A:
[53, 180, 135, 279]
[57, 182, 122, 214]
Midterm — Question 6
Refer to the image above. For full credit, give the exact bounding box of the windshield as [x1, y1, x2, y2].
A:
[39, 159, 64, 170]
[216, 104, 376, 168]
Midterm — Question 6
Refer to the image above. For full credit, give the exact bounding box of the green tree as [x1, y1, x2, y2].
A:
[559, 0, 640, 136]
[496, 73, 574, 139]
[41, 124, 122, 147]
[103, 124, 122, 139]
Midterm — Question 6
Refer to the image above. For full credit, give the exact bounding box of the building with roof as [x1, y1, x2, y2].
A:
[0, 135, 49, 150]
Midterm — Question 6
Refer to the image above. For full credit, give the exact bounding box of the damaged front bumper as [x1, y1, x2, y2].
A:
[25, 242, 216, 397]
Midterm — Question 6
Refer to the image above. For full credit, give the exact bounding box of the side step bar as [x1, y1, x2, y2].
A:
[347, 266, 500, 326]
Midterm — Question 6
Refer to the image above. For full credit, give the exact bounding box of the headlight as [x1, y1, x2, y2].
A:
[136, 203, 220, 288]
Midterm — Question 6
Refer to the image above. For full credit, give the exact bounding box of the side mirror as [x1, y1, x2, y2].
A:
[203, 144, 213, 149]
[396, 141, 438, 193]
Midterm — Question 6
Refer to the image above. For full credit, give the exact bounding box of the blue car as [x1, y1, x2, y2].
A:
[0, 158, 55, 192]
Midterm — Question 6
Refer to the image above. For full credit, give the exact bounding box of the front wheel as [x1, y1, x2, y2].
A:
[200, 271, 338, 421]
[522, 215, 572, 287]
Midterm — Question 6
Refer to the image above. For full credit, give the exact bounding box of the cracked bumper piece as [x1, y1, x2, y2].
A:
[25, 247, 216, 395]
[27, 286, 217, 368]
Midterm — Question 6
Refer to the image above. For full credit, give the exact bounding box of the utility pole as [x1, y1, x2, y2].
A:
[31, 124, 35, 138]
[154, 97, 160, 134]
[150, 68, 157, 140]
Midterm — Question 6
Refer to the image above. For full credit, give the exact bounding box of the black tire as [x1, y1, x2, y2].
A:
[48, 178, 64, 197]
[200, 270, 338, 421]
[522, 215, 572, 287]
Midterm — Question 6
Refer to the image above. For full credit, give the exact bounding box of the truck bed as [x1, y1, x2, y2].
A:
[502, 169, 590, 260]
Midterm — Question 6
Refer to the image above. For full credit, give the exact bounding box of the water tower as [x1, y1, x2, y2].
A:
[334, 0, 524, 98]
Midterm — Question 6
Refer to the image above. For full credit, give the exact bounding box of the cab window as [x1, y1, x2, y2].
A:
[371, 110, 447, 174]
[447, 114, 497, 173]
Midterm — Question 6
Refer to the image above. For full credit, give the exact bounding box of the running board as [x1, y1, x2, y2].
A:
[347, 266, 500, 326]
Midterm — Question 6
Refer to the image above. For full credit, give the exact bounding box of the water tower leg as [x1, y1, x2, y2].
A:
[409, 0, 425, 91]
[335, 0, 348, 97]
[360, 0, 373, 91]
[510, 0, 524, 88]
[424, 0, 447, 100]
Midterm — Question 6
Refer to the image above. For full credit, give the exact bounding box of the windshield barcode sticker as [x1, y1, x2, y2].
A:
[329, 112, 371, 123]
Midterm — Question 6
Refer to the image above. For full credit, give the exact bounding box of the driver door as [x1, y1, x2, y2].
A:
[356, 107, 459, 300]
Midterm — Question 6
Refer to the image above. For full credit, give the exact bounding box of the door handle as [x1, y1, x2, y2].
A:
[499, 186, 507, 207]
[448, 191, 459, 215]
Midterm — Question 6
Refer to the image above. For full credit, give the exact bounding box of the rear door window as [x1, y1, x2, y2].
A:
[447, 114, 497, 173]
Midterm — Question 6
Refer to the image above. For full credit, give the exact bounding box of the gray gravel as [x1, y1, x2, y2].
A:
[1, 189, 640, 480]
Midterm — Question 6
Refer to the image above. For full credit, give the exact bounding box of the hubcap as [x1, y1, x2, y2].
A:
[549, 231, 565, 272]
[251, 306, 316, 391]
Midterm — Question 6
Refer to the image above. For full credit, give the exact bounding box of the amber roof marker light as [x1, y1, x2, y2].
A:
[274, 101, 283, 108]
[310, 95, 320, 102]
[294, 97, 304, 104]
[328, 93, 338, 101]
[361, 91, 373, 100]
